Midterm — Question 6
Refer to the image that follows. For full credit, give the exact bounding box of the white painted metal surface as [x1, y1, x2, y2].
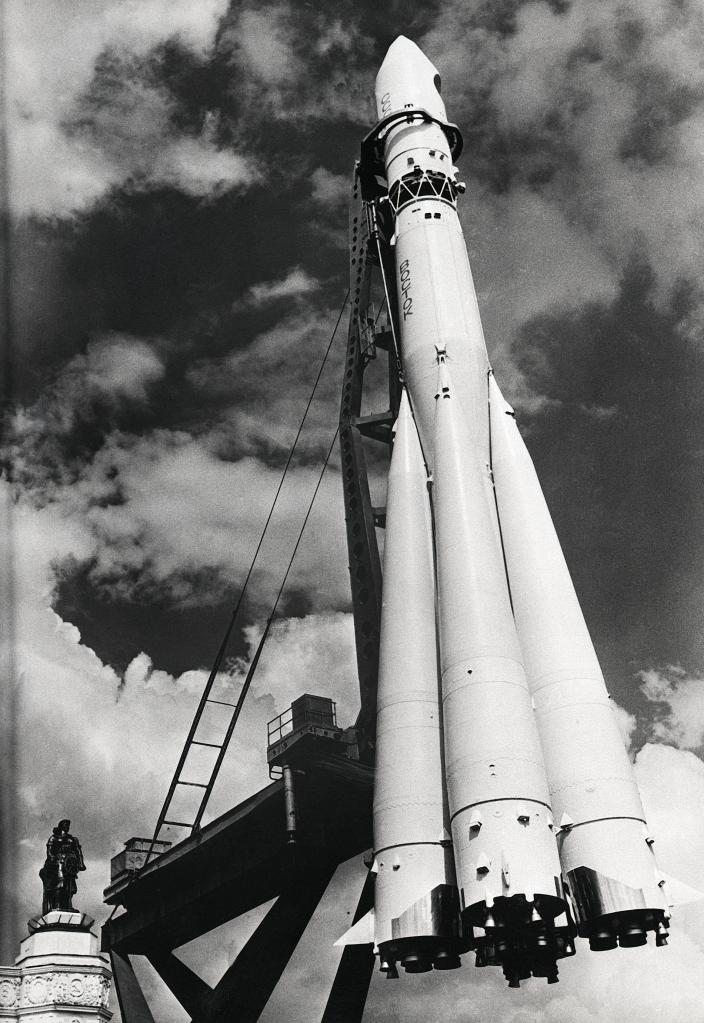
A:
[375, 37, 490, 470]
[373, 391, 457, 950]
[487, 374, 667, 931]
[431, 356, 563, 922]
[355, 33, 684, 980]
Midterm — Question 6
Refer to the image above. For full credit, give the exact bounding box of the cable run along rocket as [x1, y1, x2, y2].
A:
[337, 35, 690, 988]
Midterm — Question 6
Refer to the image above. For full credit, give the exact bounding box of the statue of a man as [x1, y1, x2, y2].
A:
[39, 819, 86, 915]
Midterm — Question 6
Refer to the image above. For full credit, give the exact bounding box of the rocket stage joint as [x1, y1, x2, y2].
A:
[387, 169, 462, 215]
[358, 107, 463, 200]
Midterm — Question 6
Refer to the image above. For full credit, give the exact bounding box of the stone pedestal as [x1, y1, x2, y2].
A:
[0, 912, 111, 1022]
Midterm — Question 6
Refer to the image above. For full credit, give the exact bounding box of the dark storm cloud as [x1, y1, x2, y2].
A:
[513, 257, 704, 688]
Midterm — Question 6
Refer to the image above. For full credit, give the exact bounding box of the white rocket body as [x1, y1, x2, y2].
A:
[487, 376, 669, 948]
[375, 39, 569, 985]
[371, 392, 463, 973]
[432, 359, 565, 941]
[339, 34, 682, 985]
[374, 37, 490, 469]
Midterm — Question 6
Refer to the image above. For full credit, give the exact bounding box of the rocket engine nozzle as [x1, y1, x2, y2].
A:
[467, 893, 575, 986]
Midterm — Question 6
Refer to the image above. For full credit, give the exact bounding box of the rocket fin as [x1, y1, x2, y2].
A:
[334, 908, 375, 947]
[658, 872, 704, 907]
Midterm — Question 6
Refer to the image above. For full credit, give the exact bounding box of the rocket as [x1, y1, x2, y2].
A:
[339, 36, 687, 986]
[369, 390, 466, 976]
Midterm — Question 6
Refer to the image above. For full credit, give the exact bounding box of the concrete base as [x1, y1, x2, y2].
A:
[0, 912, 111, 1021]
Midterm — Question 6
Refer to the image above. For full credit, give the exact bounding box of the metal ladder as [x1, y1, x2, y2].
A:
[144, 613, 273, 863]
[142, 291, 349, 868]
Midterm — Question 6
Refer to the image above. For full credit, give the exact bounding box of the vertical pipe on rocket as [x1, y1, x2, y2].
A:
[487, 373, 668, 950]
[373, 390, 465, 976]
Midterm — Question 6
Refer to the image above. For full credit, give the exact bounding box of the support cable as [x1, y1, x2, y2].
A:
[190, 422, 341, 834]
[143, 291, 349, 865]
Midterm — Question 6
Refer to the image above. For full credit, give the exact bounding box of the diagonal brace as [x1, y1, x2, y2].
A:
[110, 950, 157, 1023]
[320, 868, 376, 1023]
[145, 948, 213, 1019]
[192, 861, 338, 1023]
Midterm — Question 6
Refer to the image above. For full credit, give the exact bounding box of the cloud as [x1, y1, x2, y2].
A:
[7, 335, 165, 491]
[216, 1, 376, 127]
[242, 612, 359, 726]
[613, 700, 638, 752]
[6, 413, 350, 611]
[640, 665, 704, 750]
[310, 167, 350, 206]
[634, 743, 704, 932]
[421, 0, 704, 298]
[4, 455, 359, 936]
[81, 335, 166, 402]
[153, 135, 254, 196]
[188, 303, 344, 463]
[234, 6, 306, 87]
[232, 268, 321, 310]
[5, 0, 243, 213]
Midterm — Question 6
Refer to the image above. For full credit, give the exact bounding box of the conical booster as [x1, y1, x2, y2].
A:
[432, 351, 569, 985]
[373, 391, 464, 976]
[487, 374, 669, 951]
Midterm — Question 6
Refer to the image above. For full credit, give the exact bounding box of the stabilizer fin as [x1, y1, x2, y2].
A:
[659, 872, 704, 907]
[334, 908, 375, 947]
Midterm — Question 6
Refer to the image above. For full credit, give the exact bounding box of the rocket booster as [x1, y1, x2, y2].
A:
[432, 353, 568, 983]
[340, 35, 684, 987]
[371, 391, 465, 974]
[487, 376, 669, 949]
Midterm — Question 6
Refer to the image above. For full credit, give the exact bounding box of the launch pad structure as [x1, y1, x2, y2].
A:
[102, 141, 398, 1023]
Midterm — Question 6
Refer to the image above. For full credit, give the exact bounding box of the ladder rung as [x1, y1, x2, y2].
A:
[176, 781, 208, 788]
[206, 698, 237, 708]
[162, 820, 193, 829]
[191, 741, 222, 748]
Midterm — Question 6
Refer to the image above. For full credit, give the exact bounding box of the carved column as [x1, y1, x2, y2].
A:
[0, 911, 111, 1022]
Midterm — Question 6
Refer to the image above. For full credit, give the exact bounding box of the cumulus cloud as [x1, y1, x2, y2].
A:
[188, 304, 344, 462]
[232, 268, 321, 310]
[640, 665, 704, 749]
[422, 0, 704, 293]
[7, 335, 164, 490]
[5, 411, 350, 611]
[233, 6, 305, 87]
[81, 434, 346, 607]
[217, 1, 376, 126]
[5, 0, 243, 213]
[310, 167, 350, 206]
[82, 335, 164, 401]
[4, 456, 359, 930]
[613, 700, 638, 752]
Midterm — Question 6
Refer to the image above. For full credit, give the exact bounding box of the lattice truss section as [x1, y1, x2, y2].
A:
[388, 169, 458, 214]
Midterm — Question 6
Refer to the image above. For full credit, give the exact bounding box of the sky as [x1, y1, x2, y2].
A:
[2, 0, 704, 1020]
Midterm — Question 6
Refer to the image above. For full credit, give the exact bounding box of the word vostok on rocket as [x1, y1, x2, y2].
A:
[337, 35, 702, 988]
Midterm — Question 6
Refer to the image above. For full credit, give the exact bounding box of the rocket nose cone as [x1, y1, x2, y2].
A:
[375, 35, 447, 122]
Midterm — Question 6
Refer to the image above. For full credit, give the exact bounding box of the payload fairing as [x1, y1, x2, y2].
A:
[340, 36, 680, 987]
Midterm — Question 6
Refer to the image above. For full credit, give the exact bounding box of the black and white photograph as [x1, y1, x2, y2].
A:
[2, 2, 704, 1020]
